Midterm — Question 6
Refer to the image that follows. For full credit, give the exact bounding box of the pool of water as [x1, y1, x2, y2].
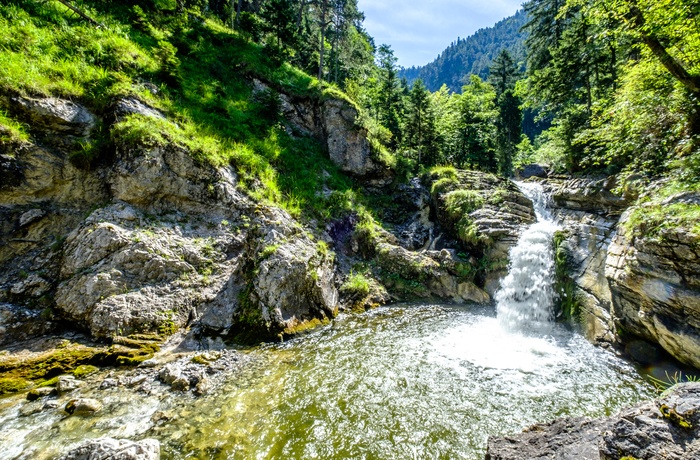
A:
[0, 303, 655, 460]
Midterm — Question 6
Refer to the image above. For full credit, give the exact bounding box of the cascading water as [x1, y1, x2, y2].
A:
[496, 181, 559, 333]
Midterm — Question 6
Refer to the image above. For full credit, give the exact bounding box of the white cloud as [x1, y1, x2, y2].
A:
[357, 0, 524, 67]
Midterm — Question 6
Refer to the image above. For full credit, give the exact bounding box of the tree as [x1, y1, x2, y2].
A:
[404, 80, 438, 166]
[260, 0, 296, 48]
[376, 44, 403, 147]
[489, 49, 522, 175]
[488, 49, 519, 97]
[455, 76, 498, 171]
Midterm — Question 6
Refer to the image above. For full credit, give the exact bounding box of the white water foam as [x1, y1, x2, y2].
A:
[496, 182, 559, 333]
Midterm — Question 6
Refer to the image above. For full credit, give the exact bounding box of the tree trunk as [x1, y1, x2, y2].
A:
[318, 1, 327, 82]
[235, 0, 242, 29]
[628, 2, 700, 95]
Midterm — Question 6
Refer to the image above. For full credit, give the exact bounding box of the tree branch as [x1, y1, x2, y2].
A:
[55, 0, 103, 27]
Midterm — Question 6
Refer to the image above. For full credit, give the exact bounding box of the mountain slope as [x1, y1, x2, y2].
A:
[399, 10, 528, 93]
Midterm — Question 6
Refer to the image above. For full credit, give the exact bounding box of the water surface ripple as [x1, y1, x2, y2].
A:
[0, 304, 654, 459]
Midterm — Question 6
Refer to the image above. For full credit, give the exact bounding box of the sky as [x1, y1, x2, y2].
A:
[357, 0, 524, 68]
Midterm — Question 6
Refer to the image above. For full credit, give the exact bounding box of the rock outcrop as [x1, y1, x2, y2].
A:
[543, 176, 700, 368]
[607, 205, 700, 368]
[486, 382, 700, 460]
[424, 169, 536, 295]
[256, 79, 392, 184]
[544, 178, 625, 344]
[0, 93, 341, 343]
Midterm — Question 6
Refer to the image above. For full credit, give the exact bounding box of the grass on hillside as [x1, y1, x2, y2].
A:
[0, 0, 380, 220]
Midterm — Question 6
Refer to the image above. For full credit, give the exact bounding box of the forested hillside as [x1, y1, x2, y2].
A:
[399, 10, 528, 93]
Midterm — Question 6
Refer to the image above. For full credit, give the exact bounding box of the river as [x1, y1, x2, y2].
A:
[0, 182, 655, 459]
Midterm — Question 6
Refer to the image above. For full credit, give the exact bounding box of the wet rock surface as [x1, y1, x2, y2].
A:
[59, 437, 160, 460]
[486, 382, 700, 460]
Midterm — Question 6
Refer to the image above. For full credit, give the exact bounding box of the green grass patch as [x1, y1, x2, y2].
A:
[340, 272, 371, 298]
[0, 1, 374, 220]
[623, 180, 700, 239]
[0, 110, 29, 146]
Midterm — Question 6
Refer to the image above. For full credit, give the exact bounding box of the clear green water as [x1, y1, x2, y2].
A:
[0, 303, 654, 459]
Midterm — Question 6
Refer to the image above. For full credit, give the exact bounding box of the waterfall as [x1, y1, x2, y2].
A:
[496, 181, 559, 333]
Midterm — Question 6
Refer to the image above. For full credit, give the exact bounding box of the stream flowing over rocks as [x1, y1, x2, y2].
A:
[1, 87, 699, 458]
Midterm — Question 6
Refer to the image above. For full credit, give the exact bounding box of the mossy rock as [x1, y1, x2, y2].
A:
[73, 365, 99, 378]
[0, 334, 165, 394]
[0, 377, 30, 394]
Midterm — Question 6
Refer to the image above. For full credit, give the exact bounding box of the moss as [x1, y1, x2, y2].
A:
[0, 335, 164, 394]
[190, 354, 219, 365]
[659, 404, 693, 429]
[73, 365, 98, 378]
[259, 243, 280, 260]
[36, 376, 59, 388]
[553, 230, 582, 323]
[281, 317, 330, 338]
[0, 377, 30, 394]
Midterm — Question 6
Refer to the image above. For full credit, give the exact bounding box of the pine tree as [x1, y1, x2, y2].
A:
[377, 44, 403, 148]
[404, 80, 438, 166]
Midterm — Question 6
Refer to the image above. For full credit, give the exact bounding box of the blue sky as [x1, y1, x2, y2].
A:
[357, 0, 524, 68]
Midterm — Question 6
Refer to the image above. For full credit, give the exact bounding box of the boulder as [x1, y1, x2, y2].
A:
[56, 375, 83, 395]
[519, 163, 548, 179]
[26, 386, 55, 401]
[59, 437, 160, 460]
[237, 206, 339, 337]
[486, 382, 700, 460]
[112, 97, 165, 122]
[9, 96, 96, 138]
[65, 398, 102, 416]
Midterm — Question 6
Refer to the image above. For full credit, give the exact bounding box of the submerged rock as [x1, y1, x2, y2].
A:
[486, 382, 700, 460]
[59, 437, 160, 460]
[56, 375, 83, 395]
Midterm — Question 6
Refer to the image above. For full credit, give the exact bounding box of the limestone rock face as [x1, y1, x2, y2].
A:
[256, 79, 390, 182]
[238, 206, 339, 336]
[9, 96, 96, 138]
[109, 143, 246, 213]
[546, 176, 633, 215]
[606, 214, 700, 368]
[486, 382, 700, 460]
[552, 209, 618, 343]
[54, 202, 245, 338]
[321, 99, 376, 177]
[59, 437, 160, 460]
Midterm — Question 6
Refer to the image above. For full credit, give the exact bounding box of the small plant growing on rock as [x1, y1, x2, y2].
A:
[340, 272, 371, 299]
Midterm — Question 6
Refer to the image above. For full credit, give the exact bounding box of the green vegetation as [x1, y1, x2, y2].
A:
[649, 371, 700, 394]
[0, 335, 164, 394]
[72, 364, 98, 378]
[0, 377, 30, 394]
[623, 180, 700, 239]
[0, 110, 29, 146]
[0, 0, 378, 221]
[340, 272, 371, 298]
[553, 231, 582, 323]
